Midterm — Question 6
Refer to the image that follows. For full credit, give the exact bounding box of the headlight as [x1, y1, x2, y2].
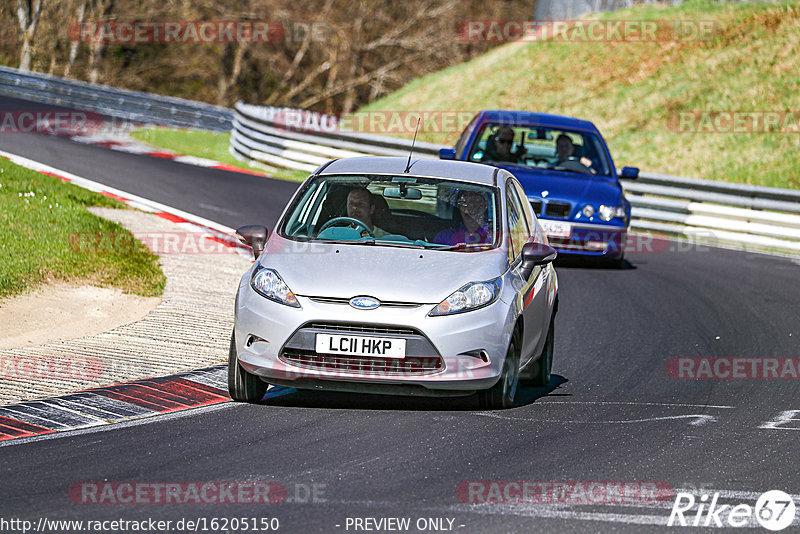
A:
[429, 278, 502, 316]
[598, 205, 626, 221]
[582, 205, 595, 218]
[250, 265, 300, 308]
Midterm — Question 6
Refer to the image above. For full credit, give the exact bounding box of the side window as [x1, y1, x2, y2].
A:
[506, 181, 531, 263]
[512, 180, 536, 235]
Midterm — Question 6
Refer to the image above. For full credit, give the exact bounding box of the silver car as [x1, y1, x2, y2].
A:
[229, 157, 559, 409]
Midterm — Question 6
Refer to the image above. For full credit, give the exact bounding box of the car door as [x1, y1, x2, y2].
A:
[506, 178, 550, 366]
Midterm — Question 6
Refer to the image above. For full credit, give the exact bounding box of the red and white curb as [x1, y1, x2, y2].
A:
[0, 148, 253, 258]
[0, 366, 294, 443]
[69, 133, 269, 177]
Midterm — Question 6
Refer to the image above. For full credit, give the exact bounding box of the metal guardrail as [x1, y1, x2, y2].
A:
[0, 66, 232, 131]
[0, 67, 796, 255]
[231, 102, 800, 254]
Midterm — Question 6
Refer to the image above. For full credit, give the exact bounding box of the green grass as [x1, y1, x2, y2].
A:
[0, 158, 166, 299]
[129, 128, 308, 182]
[361, 0, 800, 189]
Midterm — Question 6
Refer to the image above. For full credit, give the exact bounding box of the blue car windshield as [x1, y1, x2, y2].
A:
[279, 174, 500, 250]
[467, 124, 612, 177]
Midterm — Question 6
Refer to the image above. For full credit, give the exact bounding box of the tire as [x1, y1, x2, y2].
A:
[227, 330, 269, 403]
[478, 334, 520, 410]
[529, 318, 554, 387]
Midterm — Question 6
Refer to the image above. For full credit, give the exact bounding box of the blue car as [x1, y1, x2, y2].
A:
[440, 110, 638, 266]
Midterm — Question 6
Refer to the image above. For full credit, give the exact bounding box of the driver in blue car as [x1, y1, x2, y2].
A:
[434, 190, 492, 245]
[553, 134, 594, 171]
[347, 187, 389, 238]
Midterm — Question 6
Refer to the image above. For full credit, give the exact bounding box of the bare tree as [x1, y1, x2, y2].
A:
[16, 0, 44, 71]
[87, 0, 113, 84]
[64, 0, 87, 77]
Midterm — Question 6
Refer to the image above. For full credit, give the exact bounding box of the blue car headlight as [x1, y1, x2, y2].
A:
[598, 204, 626, 221]
[429, 278, 502, 316]
[250, 265, 300, 308]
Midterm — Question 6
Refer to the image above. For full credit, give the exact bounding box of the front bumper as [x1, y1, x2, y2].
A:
[233, 278, 516, 395]
[545, 222, 627, 258]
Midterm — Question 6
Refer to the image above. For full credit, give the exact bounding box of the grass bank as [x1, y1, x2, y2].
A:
[361, 0, 800, 189]
[0, 158, 165, 298]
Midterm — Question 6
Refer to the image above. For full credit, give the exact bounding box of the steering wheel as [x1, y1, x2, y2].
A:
[525, 155, 551, 165]
[317, 217, 373, 237]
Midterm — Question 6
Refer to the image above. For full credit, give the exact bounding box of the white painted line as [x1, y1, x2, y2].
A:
[540, 401, 736, 409]
[474, 412, 718, 426]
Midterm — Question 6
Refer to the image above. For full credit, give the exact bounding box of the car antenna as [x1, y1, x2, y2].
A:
[403, 118, 421, 173]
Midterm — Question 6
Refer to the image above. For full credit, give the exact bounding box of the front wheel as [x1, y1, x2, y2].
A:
[478, 335, 519, 410]
[228, 330, 269, 402]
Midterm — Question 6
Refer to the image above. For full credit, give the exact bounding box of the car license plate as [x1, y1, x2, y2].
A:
[540, 220, 572, 238]
[315, 334, 406, 359]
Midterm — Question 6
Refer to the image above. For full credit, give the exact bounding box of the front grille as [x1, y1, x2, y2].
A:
[308, 297, 421, 309]
[529, 200, 543, 215]
[280, 349, 443, 376]
[545, 201, 572, 218]
[305, 322, 418, 336]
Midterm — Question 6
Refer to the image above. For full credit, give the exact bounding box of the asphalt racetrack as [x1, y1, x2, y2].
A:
[0, 95, 798, 532]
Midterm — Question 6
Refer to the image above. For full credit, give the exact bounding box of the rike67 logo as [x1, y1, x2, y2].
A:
[668, 490, 796, 531]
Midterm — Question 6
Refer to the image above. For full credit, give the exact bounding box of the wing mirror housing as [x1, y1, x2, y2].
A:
[236, 225, 268, 259]
[620, 166, 639, 179]
[521, 242, 557, 271]
[439, 148, 456, 160]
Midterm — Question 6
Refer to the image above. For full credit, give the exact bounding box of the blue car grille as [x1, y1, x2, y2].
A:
[529, 200, 543, 215]
[544, 201, 572, 219]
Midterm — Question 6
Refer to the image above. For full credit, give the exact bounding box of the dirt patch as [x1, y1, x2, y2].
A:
[0, 282, 160, 349]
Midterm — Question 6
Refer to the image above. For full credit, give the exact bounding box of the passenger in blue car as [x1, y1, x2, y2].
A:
[434, 190, 492, 245]
[484, 126, 527, 164]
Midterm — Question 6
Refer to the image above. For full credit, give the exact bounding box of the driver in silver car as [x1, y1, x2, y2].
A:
[346, 187, 389, 238]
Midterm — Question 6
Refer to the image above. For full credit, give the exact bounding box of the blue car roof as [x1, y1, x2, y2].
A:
[476, 110, 599, 133]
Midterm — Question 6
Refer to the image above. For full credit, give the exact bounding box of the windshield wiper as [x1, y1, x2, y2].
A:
[309, 238, 375, 246]
[435, 242, 493, 251]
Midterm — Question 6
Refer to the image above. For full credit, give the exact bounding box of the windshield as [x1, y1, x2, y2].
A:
[279, 174, 500, 250]
[468, 123, 612, 177]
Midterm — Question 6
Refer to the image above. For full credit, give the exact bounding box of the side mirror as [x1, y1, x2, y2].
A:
[620, 166, 639, 179]
[521, 242, 557, 270]
[439, 148, 456, 160]
[236, 225, 269, 259]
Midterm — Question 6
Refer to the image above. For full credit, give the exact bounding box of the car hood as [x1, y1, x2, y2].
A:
[259, 235, 508, 304]
[497, 166, 624, 204]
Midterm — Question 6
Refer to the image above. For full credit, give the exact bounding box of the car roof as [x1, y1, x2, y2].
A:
[316, 156, 501, 186]
[476, 109, 599, 133]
